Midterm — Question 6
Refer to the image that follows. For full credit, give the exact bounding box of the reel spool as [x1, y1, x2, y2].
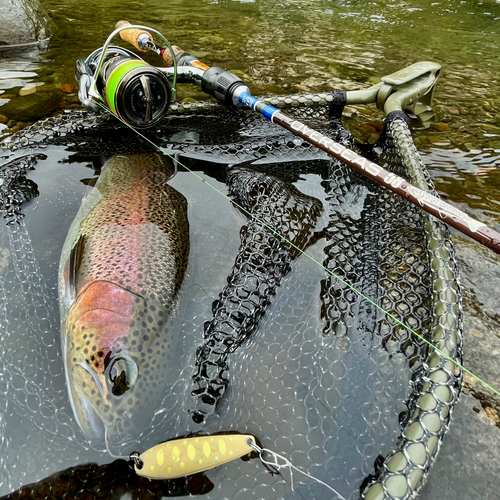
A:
[76, 25, 177, 129]
[96, 52, 171, 128]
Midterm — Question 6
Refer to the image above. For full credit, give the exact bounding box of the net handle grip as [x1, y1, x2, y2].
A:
[115, 20, 151, 52]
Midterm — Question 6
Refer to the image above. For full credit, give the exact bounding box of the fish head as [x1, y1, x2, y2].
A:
[63, 280, 175, 446]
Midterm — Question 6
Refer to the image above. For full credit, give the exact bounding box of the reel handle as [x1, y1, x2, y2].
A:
[115, 20, 184, 67]
[115, 20, 152, 52]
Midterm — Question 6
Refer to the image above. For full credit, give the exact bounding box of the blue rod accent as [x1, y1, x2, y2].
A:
[239, 92, 278, 121]
[262, 105, 278, 121]
[239, 92, 258, 109]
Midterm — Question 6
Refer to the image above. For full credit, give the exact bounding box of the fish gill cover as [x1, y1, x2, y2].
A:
[0, 93, 462, 500]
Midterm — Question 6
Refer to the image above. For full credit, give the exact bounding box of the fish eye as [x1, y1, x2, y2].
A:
[107, 356, 138, 397]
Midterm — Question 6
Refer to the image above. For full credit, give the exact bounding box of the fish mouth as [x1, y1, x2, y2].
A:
[68, 362, 146, 447]
[80, 395, 106, 443]
[68, 364, 106, 443]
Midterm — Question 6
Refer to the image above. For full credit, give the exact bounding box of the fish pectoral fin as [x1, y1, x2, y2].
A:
[64, 234, 86, 306]
[80, 176, 99, 188]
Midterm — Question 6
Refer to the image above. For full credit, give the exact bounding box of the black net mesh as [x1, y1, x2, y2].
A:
[0, 92, 462, 500]
[191, 166, 323, 423]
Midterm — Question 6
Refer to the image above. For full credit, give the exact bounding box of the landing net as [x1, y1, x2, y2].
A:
[0, 91, 462, 500]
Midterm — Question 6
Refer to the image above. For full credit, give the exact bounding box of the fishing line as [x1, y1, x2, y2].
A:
[105, 430, 130, 460]
[247, 439, 347, 500]
[92, 100, 500, 399]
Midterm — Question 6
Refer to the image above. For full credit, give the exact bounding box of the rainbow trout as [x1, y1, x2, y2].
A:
[58, 153, 189, 447]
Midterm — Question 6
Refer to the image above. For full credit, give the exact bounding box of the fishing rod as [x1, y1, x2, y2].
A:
[68, 24, 487, 497]
[76, 22, 500, 255]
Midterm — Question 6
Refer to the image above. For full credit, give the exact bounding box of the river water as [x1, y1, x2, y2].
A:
[1, 0, 500, 227]
[1, 1, 500, 499]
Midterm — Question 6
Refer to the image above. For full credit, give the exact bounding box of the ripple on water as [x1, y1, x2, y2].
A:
[0, 60, 40, 93]
[421, 147, 500, 224]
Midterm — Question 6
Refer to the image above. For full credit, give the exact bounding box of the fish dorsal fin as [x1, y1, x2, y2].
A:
[64, 234, 86, 306]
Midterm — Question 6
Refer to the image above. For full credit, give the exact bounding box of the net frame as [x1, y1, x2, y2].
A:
[0, 90, 463, 500]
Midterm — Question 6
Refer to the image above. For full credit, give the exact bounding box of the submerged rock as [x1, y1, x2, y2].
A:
[430, 122, 450, 132]
[18, 82, 45, 96]
[0, 0, 53, 50]
[59, 83, 75, 94]
[0, 91, 60, 122]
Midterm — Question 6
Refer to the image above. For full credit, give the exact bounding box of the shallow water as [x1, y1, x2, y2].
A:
[0, 0, 499, 229]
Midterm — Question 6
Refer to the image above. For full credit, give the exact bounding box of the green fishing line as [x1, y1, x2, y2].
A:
[94, 100, 500, 399]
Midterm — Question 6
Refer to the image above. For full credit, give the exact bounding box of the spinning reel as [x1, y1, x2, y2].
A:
[76, 21, 250, 129]
[76, 23, 178, 129]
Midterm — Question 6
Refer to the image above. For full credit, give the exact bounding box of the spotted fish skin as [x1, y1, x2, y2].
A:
[58, 153, 189, 446]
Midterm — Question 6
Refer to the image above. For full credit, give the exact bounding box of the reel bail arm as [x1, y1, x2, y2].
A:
[77, 23, 179, 128]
